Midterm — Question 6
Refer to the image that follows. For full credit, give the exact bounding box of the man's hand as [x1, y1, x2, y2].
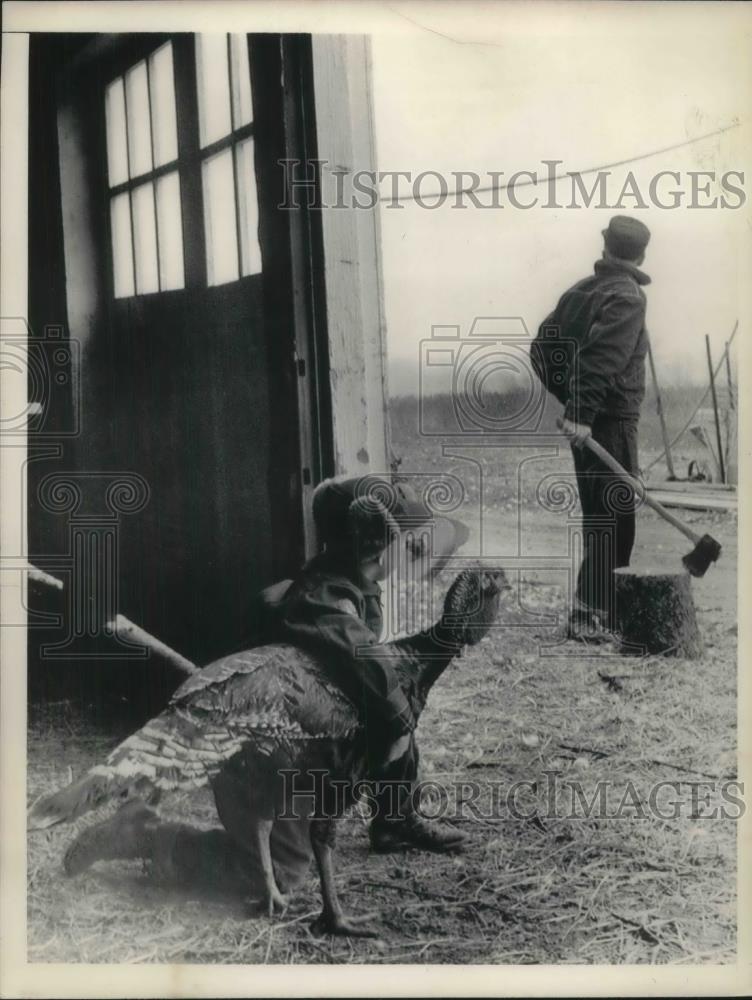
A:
[560, 417, 592, 448]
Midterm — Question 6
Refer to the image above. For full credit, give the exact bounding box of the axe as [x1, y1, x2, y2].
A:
[557, 419, 722, 577]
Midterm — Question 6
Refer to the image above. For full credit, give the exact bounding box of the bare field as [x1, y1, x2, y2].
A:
[27, 435, 738, 964]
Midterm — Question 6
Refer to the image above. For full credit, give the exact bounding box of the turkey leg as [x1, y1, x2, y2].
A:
[309, 818, 378, 937]
[251, 818, 289, 916]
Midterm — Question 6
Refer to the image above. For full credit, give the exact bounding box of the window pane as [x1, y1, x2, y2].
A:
[149, 42, 178, 167]
[229, 34, 253, 128]
[125, 60, 153, 178]
[196, 34, 232, 148]
[105, 77, 129, 186]
[110, 193, 134, 298]
[202, 148, 239, 286]
[156, 171, 185, 291]
[132, 181, 159, 294]
[236, 139, 262, 276]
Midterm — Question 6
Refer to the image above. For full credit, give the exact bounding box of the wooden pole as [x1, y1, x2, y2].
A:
[26, 563, 198, 676]
[644, 320, 738, 475]
[724, 341, 735, 411]
[646, 336, 675, 479]
[705, 335, 726, 484]
[723, 341, 736, 483]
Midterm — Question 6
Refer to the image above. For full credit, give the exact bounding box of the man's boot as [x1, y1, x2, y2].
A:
[64, 800, 159, 876]
[566, 608, 617, 645]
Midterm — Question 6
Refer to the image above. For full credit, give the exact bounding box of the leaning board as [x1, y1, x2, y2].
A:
[646, 489, 737, 512]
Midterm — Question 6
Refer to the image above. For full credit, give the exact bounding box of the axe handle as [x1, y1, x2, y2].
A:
[580, 436, 702, 546]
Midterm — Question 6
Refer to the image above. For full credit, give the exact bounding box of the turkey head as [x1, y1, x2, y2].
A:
[441, 567, 509, 647]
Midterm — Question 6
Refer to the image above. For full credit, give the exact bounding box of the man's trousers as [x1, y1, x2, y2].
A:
[571, 415, 639, 627]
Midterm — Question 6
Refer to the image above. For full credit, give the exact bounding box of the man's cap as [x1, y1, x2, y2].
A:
[312, 474, 433, 552]
[601, 216, 651, 260]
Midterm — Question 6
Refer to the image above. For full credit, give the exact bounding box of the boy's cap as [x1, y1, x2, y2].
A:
[313, 474, 433, 547]
[602, 215, 651, 260]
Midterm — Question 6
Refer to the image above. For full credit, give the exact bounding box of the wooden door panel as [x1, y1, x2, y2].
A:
[104, 274, 287, 663]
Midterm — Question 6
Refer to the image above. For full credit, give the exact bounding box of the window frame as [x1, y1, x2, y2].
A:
[103, 37, 185, 298]
[196, 32, 260, 287]
[101, 33, 261, 302]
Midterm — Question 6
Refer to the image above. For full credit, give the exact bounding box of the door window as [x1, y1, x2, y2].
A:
[196, 34, 262, 286]
[104, 35, 261, 298]
[105, 42, 184, 296]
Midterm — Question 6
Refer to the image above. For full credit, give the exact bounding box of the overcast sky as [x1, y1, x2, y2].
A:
[370, 3, 750, 390]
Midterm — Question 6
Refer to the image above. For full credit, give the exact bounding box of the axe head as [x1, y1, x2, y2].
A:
[682, 534, 722, 577]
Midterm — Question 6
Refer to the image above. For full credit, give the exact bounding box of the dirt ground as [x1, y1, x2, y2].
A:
[27, 447, 738, 965]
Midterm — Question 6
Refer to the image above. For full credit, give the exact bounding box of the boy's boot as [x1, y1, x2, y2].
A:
[64, 800, 160, 875]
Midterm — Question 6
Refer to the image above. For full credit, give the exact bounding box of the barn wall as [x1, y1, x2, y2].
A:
[310, 35, 391, 477]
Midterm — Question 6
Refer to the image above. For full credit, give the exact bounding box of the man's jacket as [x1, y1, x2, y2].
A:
[538, 255, 650, 425]
[259, 553, 416, 738]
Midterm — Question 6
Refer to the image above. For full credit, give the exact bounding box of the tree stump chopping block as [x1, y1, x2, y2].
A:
[614, 568, 703, 659]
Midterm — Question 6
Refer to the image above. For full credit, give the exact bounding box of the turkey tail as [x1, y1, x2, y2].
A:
[28, 706, 246, 830]
[27, 768, 148, 830]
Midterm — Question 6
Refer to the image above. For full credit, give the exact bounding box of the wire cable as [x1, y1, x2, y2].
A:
[391, 121, 742, 204]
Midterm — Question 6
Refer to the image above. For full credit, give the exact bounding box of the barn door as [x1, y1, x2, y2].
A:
[62, 34, 324, 664]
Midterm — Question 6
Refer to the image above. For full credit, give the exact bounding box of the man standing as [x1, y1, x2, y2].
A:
[533, 216, 651, 641]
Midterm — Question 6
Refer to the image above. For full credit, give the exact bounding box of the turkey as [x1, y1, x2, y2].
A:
[28, 568, 506, 936]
